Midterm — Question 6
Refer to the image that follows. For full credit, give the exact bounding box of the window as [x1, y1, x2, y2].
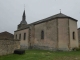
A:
[19, 34, 21, 40]
[24, 33, 26, 40]
[16, 34, 17, 39]
[73, 32, 75, 40]
[41, 30, 44, 39]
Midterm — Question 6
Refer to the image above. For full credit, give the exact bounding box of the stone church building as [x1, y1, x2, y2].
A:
[14, 10, 79, 51]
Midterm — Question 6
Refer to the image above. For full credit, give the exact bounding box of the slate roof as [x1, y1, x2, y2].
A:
[20, 10, 27, 25]
[20, 20, 27, 25]
[0, 31, 14, 39]
[30, 13, 77, 25]
[15, 13, 78, 32]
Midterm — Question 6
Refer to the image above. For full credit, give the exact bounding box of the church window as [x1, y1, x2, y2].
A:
[73, 32, 75, 40]
[24, 33, 26, 40]
[19, 34, 21, 40]
[41, 30, 44, 39]
[16, 34, 17, 39]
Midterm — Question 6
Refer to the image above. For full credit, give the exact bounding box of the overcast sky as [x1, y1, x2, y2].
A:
[0, 0, 80, 34]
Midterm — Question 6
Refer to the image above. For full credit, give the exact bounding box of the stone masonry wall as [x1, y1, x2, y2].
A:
[58, 18, 69, 50]
[14, 29, 29, 49]
[69, 19, 79, 49]
[0, 39, 20, 56]
[29, 25, 35, 48]
[78, 28, 80, 46]
[34, 19, 58, 50]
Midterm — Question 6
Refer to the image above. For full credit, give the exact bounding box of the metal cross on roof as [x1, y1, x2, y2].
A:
[60, 9, 61, 13]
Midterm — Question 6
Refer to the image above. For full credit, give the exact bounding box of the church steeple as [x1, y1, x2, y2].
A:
[17, 10, 27, 30]
[20, 10, 27, 24]
[22, 10, 26, 21]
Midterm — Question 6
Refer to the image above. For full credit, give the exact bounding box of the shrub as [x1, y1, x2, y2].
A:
[14, 49, 25, 54]
[72, 47, 80, 51]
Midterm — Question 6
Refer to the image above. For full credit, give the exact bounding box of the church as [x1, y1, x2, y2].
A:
[14, 10, 79, 51]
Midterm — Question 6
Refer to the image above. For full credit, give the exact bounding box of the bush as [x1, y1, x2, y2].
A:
[72, 47, 80, 51]
[14, 49, 25, 54]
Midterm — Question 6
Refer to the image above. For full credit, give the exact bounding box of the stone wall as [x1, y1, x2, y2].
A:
[28, 25, 35, 48]
[14, 28, 29, 49]
[34, 19, 58, 50]
[14, 17, 78, 51]
[0, 39, 20, 56]
[78, 28, 80, 46]
[69, 19, 79, 49]
[58, 18, 69, 50]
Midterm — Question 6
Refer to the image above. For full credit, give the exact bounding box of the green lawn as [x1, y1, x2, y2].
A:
[0, 49, 80, 60]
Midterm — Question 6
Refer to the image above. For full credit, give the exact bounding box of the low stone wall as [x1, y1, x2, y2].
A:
[0, 39, 20, 56]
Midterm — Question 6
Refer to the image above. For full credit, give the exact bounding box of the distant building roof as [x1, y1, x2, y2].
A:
[0, 31, 14, 40]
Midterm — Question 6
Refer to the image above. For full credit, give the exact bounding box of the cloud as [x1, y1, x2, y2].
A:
[0, 0, 80, 33]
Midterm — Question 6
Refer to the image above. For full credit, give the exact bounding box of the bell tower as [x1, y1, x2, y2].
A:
[17, 10, 27, 30]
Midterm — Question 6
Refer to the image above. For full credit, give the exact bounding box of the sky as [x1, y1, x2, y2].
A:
[0, 0, 80, 34]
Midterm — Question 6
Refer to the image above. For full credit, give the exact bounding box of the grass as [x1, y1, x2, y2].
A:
[0, 49, 80, 60]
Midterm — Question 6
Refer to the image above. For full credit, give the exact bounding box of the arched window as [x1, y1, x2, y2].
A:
[24, 33, 26, 40]
[73, 32, 75, 40]
[19, 34, 21, 40]
[16, 34, 17, 39]
[41, 30, 44, 39]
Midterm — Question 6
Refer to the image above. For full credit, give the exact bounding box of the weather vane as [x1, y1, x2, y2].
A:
[24, 4, 25, 10]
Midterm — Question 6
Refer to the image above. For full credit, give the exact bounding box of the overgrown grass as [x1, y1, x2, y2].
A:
[0, 49, 80, 60]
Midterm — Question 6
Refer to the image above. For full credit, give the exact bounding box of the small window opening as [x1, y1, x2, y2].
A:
[24, 33, 26, 40]
[16, 34, 17, 39]
[19, 34, 21, 40]
[73, 32, 75, 40]
[41, 30, 44, 39]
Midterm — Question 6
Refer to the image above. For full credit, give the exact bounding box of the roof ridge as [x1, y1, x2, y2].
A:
[29, 13, 77, 25]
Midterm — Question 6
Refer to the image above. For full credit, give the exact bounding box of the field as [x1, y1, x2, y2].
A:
[0, 49, 80, 60]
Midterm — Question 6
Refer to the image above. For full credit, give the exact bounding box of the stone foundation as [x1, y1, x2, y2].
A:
[32, 45, 57, 51]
